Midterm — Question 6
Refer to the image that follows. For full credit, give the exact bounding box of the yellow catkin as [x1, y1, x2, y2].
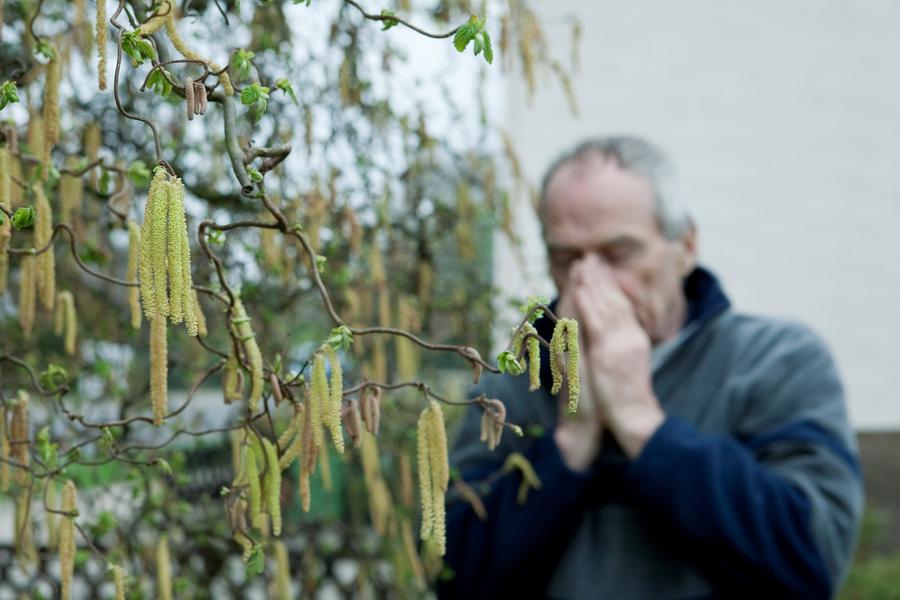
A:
[527, 328, 541, 391]
[96, 0, 107, 90]
[278, 406, 304, 471]
[395, 296, 420, 382]
[549, 318, 580, 413]
[165, 178, 196, 334]
[230, 297, 263, 410]
[299, 396, 315, 512]
[33, 184, 55, 311]
[0, 404, 9, 492]
[0, 146, 10, 294]
[274, 540, 291, 600]
[417, 401, 448, 554]
[262, 438, 282, 536]
[191, 289, 207, 337]
[60, 156, 84, 225]
[11, 391, 29, 477]
[15, 489, 37, 562]
[224, 346, 242, 403]
[127, 220, 141, 329]
[310, 353, 327, 451]
[245, 443, 263, 530]
[10, 152, 23, 207]
[26, 113, 43, 174]
[400, 451, 414, 509]
[111, 565, 127, 600]
[164, 8, 233, 95]
[54, 291, 76, 354]
[42, 56, 61, 166]
[18, 254, 36, 336]
[157, 535, 172, 600]
[59, 480, 77, 600]
[401, 516, 426, 588]
[323, 346, 344, 454]
[150, 315, 168, 425]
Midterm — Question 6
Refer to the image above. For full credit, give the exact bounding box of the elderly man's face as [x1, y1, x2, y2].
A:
[543, 154, 697, 345]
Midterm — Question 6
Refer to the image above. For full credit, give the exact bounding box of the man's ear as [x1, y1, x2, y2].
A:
[677, 220, 698, 277]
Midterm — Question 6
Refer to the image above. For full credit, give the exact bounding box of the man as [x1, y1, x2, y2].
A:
[440, 137, 863, 599]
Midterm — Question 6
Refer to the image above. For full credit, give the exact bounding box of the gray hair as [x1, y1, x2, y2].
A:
[539, 136, 692, 240]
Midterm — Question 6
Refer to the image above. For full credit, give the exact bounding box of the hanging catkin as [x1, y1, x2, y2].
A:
[42, 55, 61, 166]
[138, 167, 197, 336]
[549, 318, 580, 413]
[157, 535, 172, 600]
[417, 400, 449, 555]
[0, 405, 8, 492]
[18, 254, 36, 336]
[229, 297, 262, 410]
[96, 0, 107, 89]
[54, 290, 77, 355]
[127, 220, 141, 329]
[150, 315, 167, 425]
[33, 184, 56, 311]
[84, 123, 101, 189]
[262, 437, 282, 536]
[164, 8, 233, 95]
[0, 145, 10, 294]
[111, 564, 128, 600]
[324, 346, 344, 454]
[310, 353, 328, 451]
[191, 289, 207, 337]
[59, 480, 77, 600]
[274, 540, 291, 600]
[60, 156, 84, 225]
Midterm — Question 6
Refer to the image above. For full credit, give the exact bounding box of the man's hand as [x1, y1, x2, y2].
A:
[570, 254, 665, 458]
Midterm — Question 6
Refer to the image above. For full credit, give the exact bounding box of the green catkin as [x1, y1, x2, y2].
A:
[33, 184, 55, 311]
[191, 289, 207, 337]
[139, 169, 170, 319]
[262, 438, 282, 536]
[549, 319, 566, 395]
[527, 328, 541, 391]
[245, 443, 263, 530]
[549, 318, 580, 413]
[417, 404, 436, 543]
[224, 346, 242, 402]
[324, 346, 345, 454]
[150, 315, 168, 425]
[46, 478, 59, 549]
[310, 353, 328, 450]
[59, 480, 77, 600]
[127, 220, 141, 329]
[0, 146, 10, 294]
[565, 320, 580, 413]
[428, 401, 448, 555]
[230, 297, 263, 410]
[157, 535, 172, 600]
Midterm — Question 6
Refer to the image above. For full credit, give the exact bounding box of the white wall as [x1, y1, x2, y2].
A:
[496, 0, 900, 430]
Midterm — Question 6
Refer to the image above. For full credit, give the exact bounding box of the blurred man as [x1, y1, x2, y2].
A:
[440, 137, 863, 599]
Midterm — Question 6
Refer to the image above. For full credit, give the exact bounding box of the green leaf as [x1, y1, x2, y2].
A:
[230, 49, 256, 83]
[453, 15, 482, 53]
[326, 325, 353, 352]
[35, 40, 56, 61]
[208, 230, 226, 245]
[380, 9, 399, 30]
[145, 69, 172, 98]
[98, 168, 111, 195]
[154, 458, 173, 477]
[481, 31, 493, 64]
[274, 78, 299, 105]
[121, 31, 156, 67]
[0, 80, 19, 111]
[245, 544, 265, 578]
[11, 206, 35, 230]
[315, 254, 327, 273]
[35, 426, 59, 468]
[247, 167, 263, 183]
[90, 511, 117, 537]
[39, 364, 69, 390]
[127, 160, 151, 187]
[497, 351, 524, 376]
[240, 84, 270, 122]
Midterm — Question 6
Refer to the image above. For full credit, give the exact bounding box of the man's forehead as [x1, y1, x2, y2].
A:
[544, 158, 655, 220]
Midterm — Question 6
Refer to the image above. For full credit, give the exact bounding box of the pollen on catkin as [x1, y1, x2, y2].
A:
[310, 352, 328, 451]
[33, 184, 55, 311]
[230, 297, 263, 410]
[157, 535, 172, 600]
[191, 289, 207, 337]
[59, 480, 77, 600]
[262, 437, 282, 536]
[549, 318, 580, 413]
[96, 0, 107, 89]
[244, 441, 263, 531]
[549, 319, 567, 395]
[417, 406, 434, 542]
[127, 220, 141, 329]
[18, 254, 36, 336]
[150, 315, 168, 425]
